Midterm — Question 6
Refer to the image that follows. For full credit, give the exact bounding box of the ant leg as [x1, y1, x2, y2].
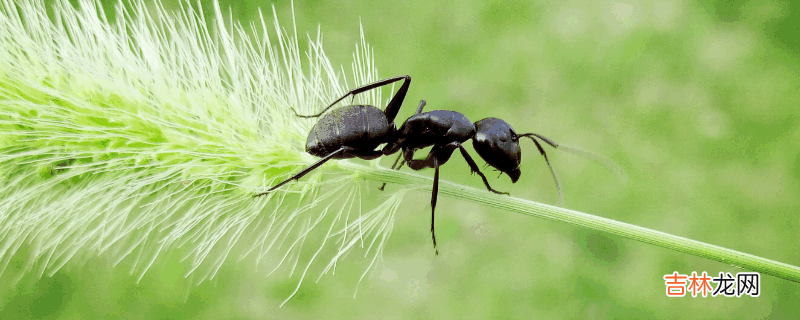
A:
[406, 142, 458, 170]
[404, 147, 429, 170]
[430, 158, 440, 255]
[293, 76, 410, 122]
[253, 146, 354, 197]
[379, 153, 405, 191]
[396, 145, 446, 254]
[405, 156, 429, 170]
[415, 100, 427, 114]
[389, 152, 404, 169]
[458, 146, 509, 195]
[383, 76, 411, 123]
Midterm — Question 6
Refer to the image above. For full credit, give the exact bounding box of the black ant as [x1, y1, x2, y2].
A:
[380, 99, 508, 254]
[255, 76, 505, 255]
[378, 103, 574, 254]
[256, 76, 616, 255]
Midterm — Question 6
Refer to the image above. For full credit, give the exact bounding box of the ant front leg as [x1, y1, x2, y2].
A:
[458, 146, 509, 195]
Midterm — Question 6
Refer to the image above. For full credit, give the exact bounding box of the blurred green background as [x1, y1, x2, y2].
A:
[3, 0, 800, 318]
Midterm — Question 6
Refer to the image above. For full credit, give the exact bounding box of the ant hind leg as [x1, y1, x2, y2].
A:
[254, 146, 354, 197]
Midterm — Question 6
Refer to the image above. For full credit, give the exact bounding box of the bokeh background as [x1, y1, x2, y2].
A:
[3, 0, 799, 318]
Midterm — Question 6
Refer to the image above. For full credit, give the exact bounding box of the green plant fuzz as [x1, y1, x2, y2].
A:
[0, 0, 404, 304]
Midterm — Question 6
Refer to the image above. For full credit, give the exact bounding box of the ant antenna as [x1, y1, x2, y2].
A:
[518, 132, 628, 204]
[526, 134, 625, 181]
[555, 144, 627, 182]
[518, 133, 562, 205]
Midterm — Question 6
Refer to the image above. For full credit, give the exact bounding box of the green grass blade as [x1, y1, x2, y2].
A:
[344, 161, 800, 283]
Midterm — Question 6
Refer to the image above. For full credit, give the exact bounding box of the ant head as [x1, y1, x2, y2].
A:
[472, 118, 523, 183]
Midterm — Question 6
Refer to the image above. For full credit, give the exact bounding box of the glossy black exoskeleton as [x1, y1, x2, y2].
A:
[253, 75, 411, 197]
[381, 101, 508, 254]
[254, 75, 605, 255]
[472, 117, 564, 203]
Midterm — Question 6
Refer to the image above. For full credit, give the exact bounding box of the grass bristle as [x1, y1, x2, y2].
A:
[0, 0, 403, 301]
